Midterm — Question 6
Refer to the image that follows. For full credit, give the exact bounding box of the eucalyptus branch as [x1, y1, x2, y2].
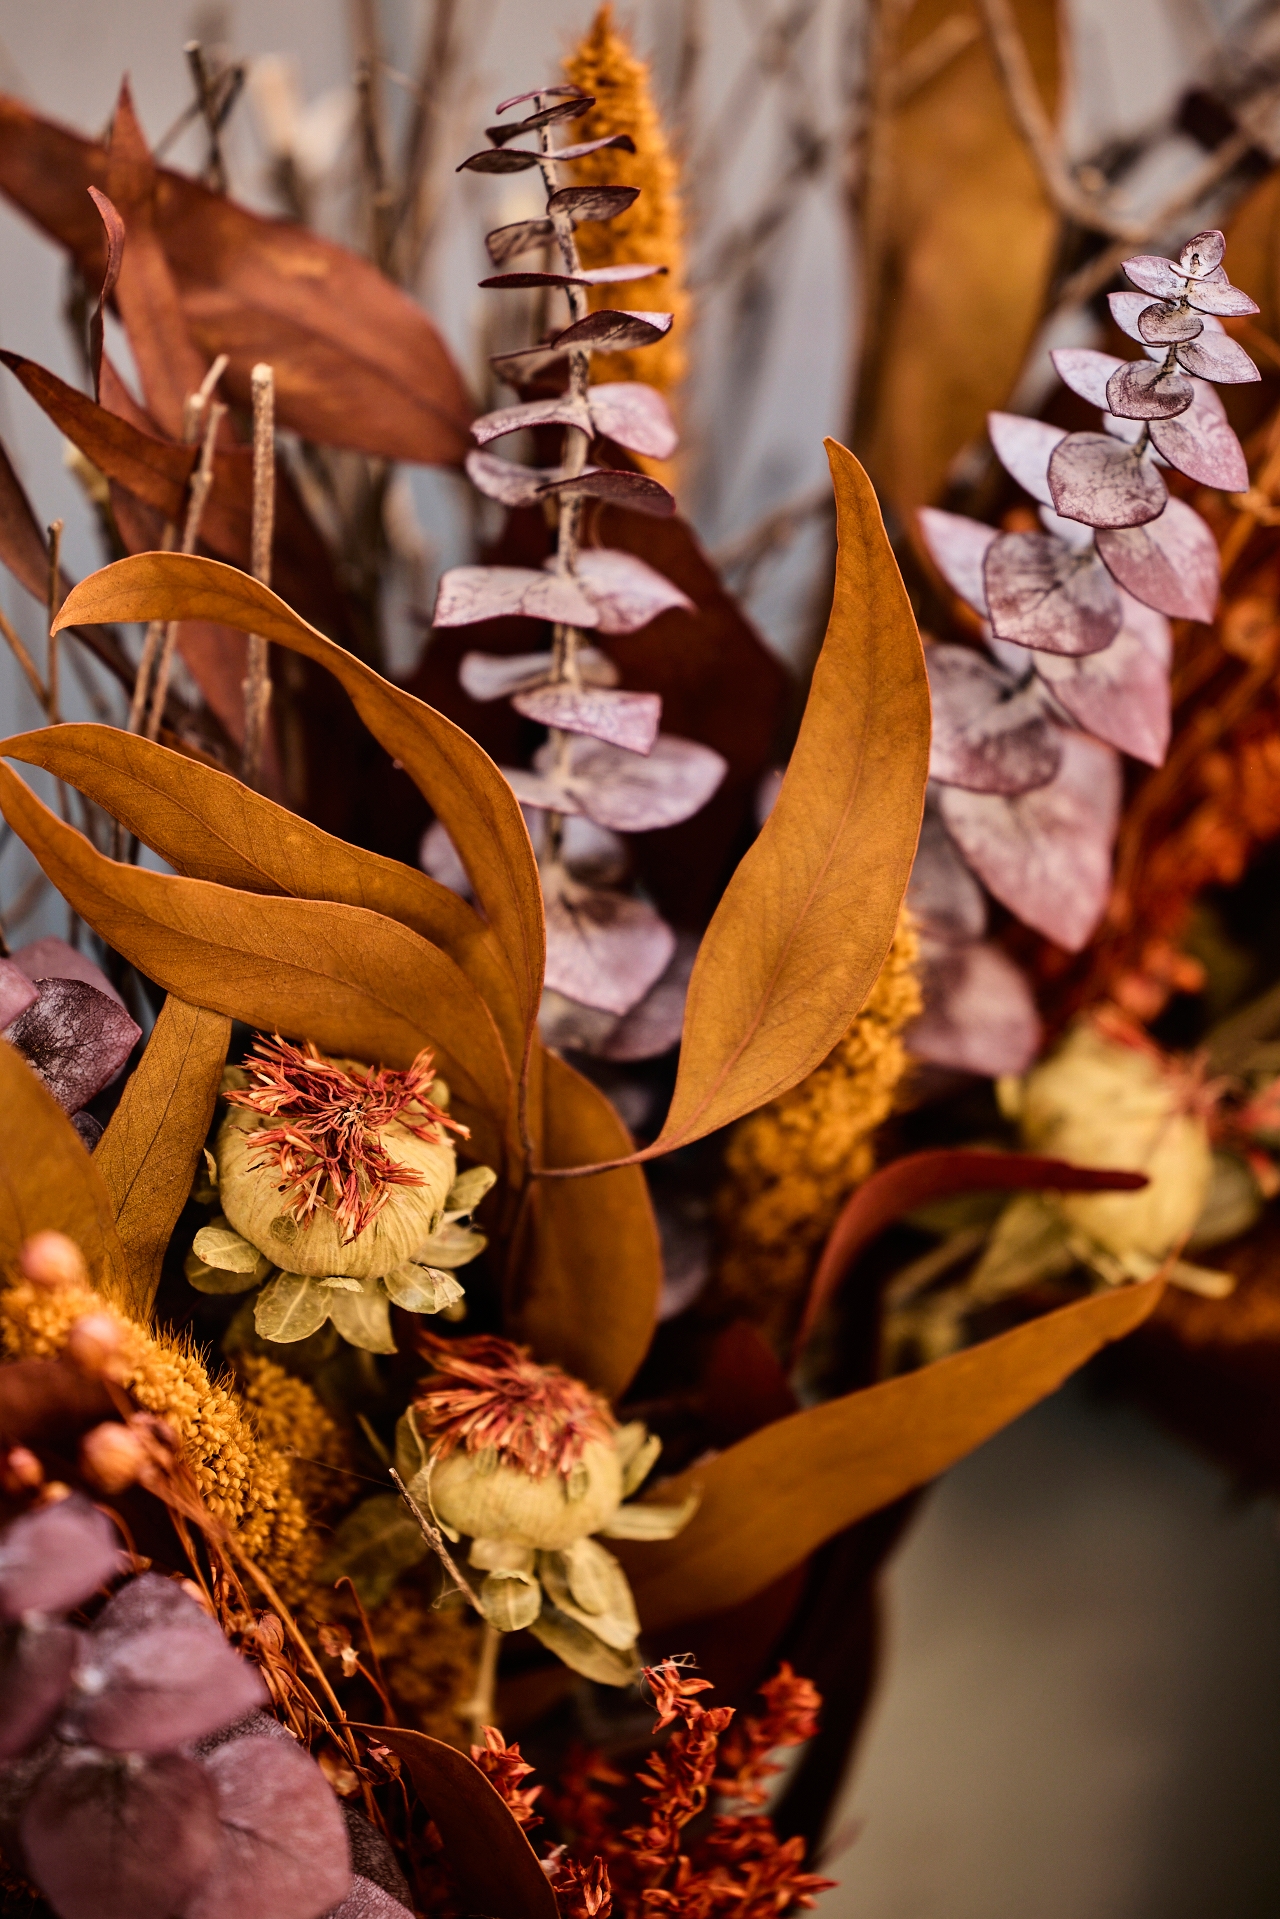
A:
[144, 397, 225, 741]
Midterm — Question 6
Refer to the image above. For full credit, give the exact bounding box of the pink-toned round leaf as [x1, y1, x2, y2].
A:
[1051, 347, 1124, 408]
[5, 979, 141, 1116]
[1094, 497, 1219, 622]
[1047, 432, 1167, 529]
[513, 684, 662, 755]
[986, 413, 1064, 506]
[587, 382, 677, 459]
[484, 218, 553, 267]
[572, 547, 693, 634]
[1105, 358, 1193, 420]
[984, 530, 1123, 655]
[433, 566, 598, 630]
[1031, 599, 1171, 766]
[1036, 505, 1096, 550]
[554, 309, 674, 352]
[459, 646, 617, 702]
[471, 395, 589, 446]
[1122, 254, 1185, 299]
[538, 469, 676, 517]
[917, 508, 994, 616]
[547, 184, 640, 224]
[543, 872, 676, 1016]
[184, 1736, 352, 1919]
[0, 956, 37, 1026]
[599, 934, 697, 1061]
[906, 807, 987, 944]
[466, 450, 575, 509]
[1108, 291, 1151, 343]
[1186, 278, 1259, 317]
[531, 732, 728, 832]
[1136, 301, 1202, 343]
[0, 1493, 123, 1623]
[23, 1748, 220, 1919]
[938, 731, 1122, 951]
[501, 766, 582, 816]
[908, 937, 1042, 1078]
[1178, 230, 1225, 278]
[926, 643, 1061, 794]
[0, 1621, 83, 1760]
[1176, 331, 1260, 384]
[1148, 391, 1248, 490]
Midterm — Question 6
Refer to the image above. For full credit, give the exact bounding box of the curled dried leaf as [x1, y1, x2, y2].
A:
[433, 565, 598, 629]
[1105, 359, 1193, 421]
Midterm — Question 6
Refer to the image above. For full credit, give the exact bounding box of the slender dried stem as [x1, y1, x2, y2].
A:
[389, 1466, 484, 1614]
[44, 520, 63, 723]
[0, 602, 47, 711]
[462, 1622, 501, 1745]
[145, 399, 225, 740]
[183, 40, 244, 193]
[242, 362, 276, 789]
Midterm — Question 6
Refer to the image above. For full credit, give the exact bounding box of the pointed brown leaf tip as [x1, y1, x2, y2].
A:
[926, 644, 1060, 796]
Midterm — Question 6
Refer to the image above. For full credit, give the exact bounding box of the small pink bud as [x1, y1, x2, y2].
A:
[1, 1446, 44, 1493]
[19, 1231, 88, 1289]
[79, 1422, 146, 1494]
[65, 1312, 126, 1379]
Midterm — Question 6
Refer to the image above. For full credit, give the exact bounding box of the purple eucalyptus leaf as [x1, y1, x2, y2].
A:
[0, 1493, 123, 1622]
[1148, 389, 1248, 490]
[917, 507, 994, 616]
[926, 643, 1060, 794]
[1136, 301, 1202, 343]
[1031, 592, 1171, 766]
[23, 1747, 221, 1919]
[938, 731, 1122, 951]
[459, 646, 616, 702]
[555, 812, 629, 886]
[183, 1735, 351, 1919]
[1036, 505, 1095, 551]
[984, 530, 1123, 655]
[986, 413, 1063, 506]
[0, 957, 38, 1027]
[556, 134, 637, 161]
[580, 263, 668, 286]
[543, 872, 676, 1016]
[907, 807, 987, 944]
[1051, 347, 1124, 409]
[1105, 358, 1193, 420]
[1186, 278, 1259, 317]
[494, 85, 586, 114]
[513, 684, 662, 755]
[1122, 254, 1186, 299]
[547, 184, 640, 224]
[5, 980, 141, 1117]
[1176, 331, 1260, 385]
[0, 1622, 83, 1760]
[471, 394, 589, 446]
[485, 97, 594, 145]
[539, 467, 676, 516]
[484, 218, 554, 266]
[1102, 412, 1150, 449]
[599, 933, 696, 1061]
[908, 937, 1042, 1078]
[587, 382, 678, 459]
[554, 309, 674, 352]
[1108, 291, 1152, 343]
[479, 263, 665, 291]
[465, 450, 575, 509]
[1095, 497, 1219, 622]
[502, 766, 582, 816]
[1047, 432, 1167, 529]
[433, 565, 598, 630]
[456, 148, 543, 174]
[1178, 230, 1225, 278]
[528, 732, 728, 832]
[324, 1875, 416, 1919]
[572, 547, 694, 633]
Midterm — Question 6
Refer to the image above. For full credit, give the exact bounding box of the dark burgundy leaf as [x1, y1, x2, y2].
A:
[0, 958, 37, 1027]
[1176, 332, 1260, 384]
[1186, 278, 1259, 318]
[433, 565, 598, 629]
[1148, 386, 1247, 490]
[495, 86, 587, 114]
[906, 807, 987, 944]
[324, 1876, 415, 1919]
[986, 413, 1063, 506]
[1178, 230, 1225, 277]
[983, 530, 1123, 655]
[573, 547, 693, 633]
[0, 1622, 82, 1760]
[484, 218, 553, 266]
[513, 684, 662, 754]
[4, 980, 141, 1116]
[937, 731, 1122, 950]
[471, 395, 589, 445]
[1051, 347, 1124, 409]
[548, 185, 640, 224]
[1108, 291, 1152, 343]
[908, 937, 1042, 1078]
[184, 1735, 351, 1919]
[553, 309, 674, 353]
[1105, 358, 1193, 420]
[486, 97, 594, 146]
[1031, 590, 1171, 766]
[339, 1804, 412, 1908]
[466, 449, 574, 509]
[555, 135, 637, 161]
[926, 643, 1060, 794]
[456, 148, 543, 174]
[587, 382, 678, 459]
[0, 1493, 123, 1622]
[543, 873, 676, 1016]
[1047, 432, 1167, 529]
[1136, 301, 1202, 343]
[917, 508, 994, 616]
[479, 263, 664, 291]
[22, 1748, 220, 1919]
[538, 469, 676, 516]
[1094, 497, 1219, 622]
[1122, 254, 1185, 299]
[508, 733, 728, 832]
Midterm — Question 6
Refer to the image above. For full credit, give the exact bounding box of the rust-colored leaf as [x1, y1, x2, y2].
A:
[53, 555, 544, 1049]
[0, 1038, 130, 1307]
[1, 351, 196, 515]
[95, 996, 230, 1318]
[619, 1278, 1162, 1631]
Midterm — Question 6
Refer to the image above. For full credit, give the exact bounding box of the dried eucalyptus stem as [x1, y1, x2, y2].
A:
[241, 361, 276, 789]
[144, 398, 225, 741]
[44, 519, 62, 723]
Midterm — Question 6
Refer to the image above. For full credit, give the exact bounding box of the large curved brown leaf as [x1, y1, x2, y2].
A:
[53, 555, 545, 1049]
[619, 1278, 1162, 1631]
[0, 1038, 130, 1306]
[0, 763, 513, 1172]
[0, 352, 194, 512]
[95, 996, 230, 1318]
[364, 1727, 558, 1919]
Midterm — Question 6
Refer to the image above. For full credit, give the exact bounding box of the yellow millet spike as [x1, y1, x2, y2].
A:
[710, 916, 922, 1347]
[563, 4, 688, 395]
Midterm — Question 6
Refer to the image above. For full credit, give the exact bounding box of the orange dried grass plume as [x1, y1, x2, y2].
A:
[415, 1334, 615, 1479]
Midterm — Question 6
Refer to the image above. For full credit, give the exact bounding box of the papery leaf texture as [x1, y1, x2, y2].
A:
[1094, 497, 1219, 623]
[1047, 432, 1167, 529]
[553, 307, 673, 351]
[1179, 230, 1225, 276]
[1176, 331, 1260, 384]
[1184, 277, 1259, 317]
[917, 508, 994, 616]
[907, 806, 987, 944]
[511, 734, 728, 834]
[1135, 300, 1202, 344]
[538, 468, 676, 516]
[1050, 347, 1124, 409]
[1026, 591, 1171, 766]
[986, 412, 1064, 505]
[471, 395, 589, 446]
[572, 546, 694, 634]
[925, 643, 1061, 794]
[4, 978, 140, 1115]
[1122, 254, 1186, 299]
[433, 565, 599, 630]
[587, 382, 678, 459]
[1147, 383, 1247, 490]
[512, 683, 662, 756]
[983, 531, 1122, 656]
[183, 1734, 352, 1919]
[1105, 358, 1193, 421]
[0, 1618, 83, 1760]
[0, 1493, 123, 1622]
[543, 872, 676, 1017]
[909, 936, 1042, 1079]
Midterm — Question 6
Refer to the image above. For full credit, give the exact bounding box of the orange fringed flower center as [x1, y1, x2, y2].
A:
[415, 1334, 615, 1480]
[226, 1035, 468, 1242]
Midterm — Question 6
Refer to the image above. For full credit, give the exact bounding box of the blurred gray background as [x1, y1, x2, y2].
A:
[0, 2, 1278, 1912]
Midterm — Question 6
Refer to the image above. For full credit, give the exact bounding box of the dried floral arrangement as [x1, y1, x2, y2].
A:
[2, 1, 1280, 1913]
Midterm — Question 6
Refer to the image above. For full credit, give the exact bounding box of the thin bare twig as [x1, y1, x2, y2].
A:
[0, 601, 47, 711]
[183, 40, 245, 192]
[389, 1467, 484, 1614]
[241, 362, 275, 789]
[145, 399, 225, 740]
[45, 520, 63, 722]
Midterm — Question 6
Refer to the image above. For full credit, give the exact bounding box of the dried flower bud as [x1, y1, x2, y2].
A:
[1, 1446, 44, 1493]
[19, 1231, 88, 1289]
[36, 1481, 71, 1506]
[65, 1311, 126, 1379]
[79, 1421, 146, 1494]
